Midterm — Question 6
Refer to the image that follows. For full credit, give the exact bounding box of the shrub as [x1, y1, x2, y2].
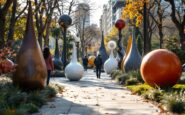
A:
[165, 37, 185, 64]
[19, 103, 39, 113]
[148, 89, 164, 102]
[110, 70, 122, 80]
[163, 91, 185, 113]
[125, 78, 140, 86]
[127, 84, 153, 95]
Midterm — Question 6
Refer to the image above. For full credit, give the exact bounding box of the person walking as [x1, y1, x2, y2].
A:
[94, 54, 103, 79]
[82, 56, 88, 71]
[43, 47, 54, 86]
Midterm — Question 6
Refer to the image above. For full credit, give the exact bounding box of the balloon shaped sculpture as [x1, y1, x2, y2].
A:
[65, 42, 84, 81]
[140, 49, 182, 88]
[88, 56, 95, 67]
[104, 41, 118, 74]
[124, 27, 141, 72]
[13, 2, 47, 90]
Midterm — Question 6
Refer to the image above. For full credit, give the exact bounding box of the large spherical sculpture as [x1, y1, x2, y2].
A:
[88, 56, 95, 67]
[104, 41, 118, 74]
[65, 42, 84, 81]
[13, 2, 47, 90]
[140, 49, 182, 88]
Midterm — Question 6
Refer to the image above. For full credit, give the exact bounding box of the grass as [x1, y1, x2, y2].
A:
[0, 75, 64, 114]
[112, 70, 185, 114]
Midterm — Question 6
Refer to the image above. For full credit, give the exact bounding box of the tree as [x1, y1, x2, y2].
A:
[34, 0, 58, 48]
[164, 0, 185, 50]
[0, 0, 14, 47]
[7, 0, 28, 41]
[149, 0, 170, 48]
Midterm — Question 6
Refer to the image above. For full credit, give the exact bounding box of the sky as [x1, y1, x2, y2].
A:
[89, 0, 108, 27]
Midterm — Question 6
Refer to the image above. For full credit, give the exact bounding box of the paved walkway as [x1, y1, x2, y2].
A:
[36, 69, 160, 115]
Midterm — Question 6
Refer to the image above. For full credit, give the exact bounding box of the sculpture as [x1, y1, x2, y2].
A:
[65, 42, 84, 81]
[13, 2, 47, 90]
[140, 49, 182, 88]
[115, 19, 126, 69]
[58, 14, 72, 69]
[124, 27, 141, 72]
[104, 41, 118, 74]
[99, 31, 108, 64]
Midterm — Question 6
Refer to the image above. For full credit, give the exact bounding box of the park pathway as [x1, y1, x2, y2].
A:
[36, 69, 160, 115]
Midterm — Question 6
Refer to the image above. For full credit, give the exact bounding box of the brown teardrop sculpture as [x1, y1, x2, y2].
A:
[13, 2, 47, 90]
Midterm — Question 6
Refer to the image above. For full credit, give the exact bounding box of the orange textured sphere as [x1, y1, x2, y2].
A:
[140, 49, 182, 87]
[88, 56, 95, 67]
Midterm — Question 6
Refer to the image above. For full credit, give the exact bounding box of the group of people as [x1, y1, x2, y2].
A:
[83, 54, 103, 79]
[43, 47, 103, 86]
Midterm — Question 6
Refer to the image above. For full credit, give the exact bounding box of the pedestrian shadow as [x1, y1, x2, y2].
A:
[33, 95, 100, 115]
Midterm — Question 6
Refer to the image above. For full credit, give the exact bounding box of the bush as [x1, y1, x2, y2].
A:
[163, 91, 185, 113]
[148, 89, 164, 102]
[110, 70, 122, 80]
[0, 77, 58, 114]
[165, 37, 185, 64]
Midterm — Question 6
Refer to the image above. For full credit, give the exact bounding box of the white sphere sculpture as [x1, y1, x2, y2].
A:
[104, 41, 118, 74]
[65, 42, 84, 81]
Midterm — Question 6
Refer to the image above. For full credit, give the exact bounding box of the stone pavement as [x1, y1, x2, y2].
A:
[36, 69, 160, 115]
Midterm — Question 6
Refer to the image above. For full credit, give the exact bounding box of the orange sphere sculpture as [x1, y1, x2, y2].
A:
[140, 49, 182, 88]
[88, 56, 95, 67]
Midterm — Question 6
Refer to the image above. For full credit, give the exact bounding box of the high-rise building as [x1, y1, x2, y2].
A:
[75, 3, 90, 29]
[100, 0, 125, 36]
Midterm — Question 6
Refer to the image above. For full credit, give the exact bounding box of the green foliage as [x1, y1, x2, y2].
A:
[0, 76, 57, 114]
[148, 89, 164, 102]
[51, 27, 61, 38]
[165, 37, 185, 64]
[127, 70, 144, 83]
[125, 77, 140, 86]
[127, 84, 153, 95]
[110, 70, 123, 80]
[163, 91, 185, 113]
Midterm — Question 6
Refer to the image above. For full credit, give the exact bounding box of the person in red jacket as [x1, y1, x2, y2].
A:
[43, 47, 54, 85]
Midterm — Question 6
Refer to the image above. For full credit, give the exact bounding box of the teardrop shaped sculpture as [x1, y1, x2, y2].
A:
[99, 31, 108, 64]
[124, 27, 142, 72]
[104, 41, 118, 74]
[13, 2, 47, 90]
[65, 42, 84, 81]
[122, 35, 132, 71]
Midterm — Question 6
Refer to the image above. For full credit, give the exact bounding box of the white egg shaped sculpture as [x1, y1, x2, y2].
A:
[65, 42, 84, 81]
[104, 41, 118, 74]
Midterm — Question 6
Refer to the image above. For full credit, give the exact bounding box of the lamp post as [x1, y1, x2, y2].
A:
[115, 19, 125, 69]
[58, 14, 72, 69]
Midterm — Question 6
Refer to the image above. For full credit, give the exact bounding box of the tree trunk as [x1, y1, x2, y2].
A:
[0, 13, 5, 48]
[8, 0, 17, 42]
[38, 33, 43, 49]
[143, 3, 151, 54]
[179, 26, 185, 50]
[159, 25, 163, 48]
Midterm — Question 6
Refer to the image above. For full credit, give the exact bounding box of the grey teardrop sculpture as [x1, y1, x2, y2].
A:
[124, 27, 142, 72]
[13, 2, 47, 90]
[99, 31, 108, 64]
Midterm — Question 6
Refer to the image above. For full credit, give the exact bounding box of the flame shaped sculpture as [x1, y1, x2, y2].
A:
[13, 2, 47, 90]
[104, 41, 118, 74]
[65, 42, 84, 81]
[124, 27, 142, 72]
[99, 31, 108, 64]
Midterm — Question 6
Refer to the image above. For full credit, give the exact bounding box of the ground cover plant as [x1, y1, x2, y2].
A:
[111, 70, 185, 114]
[0, 75, 64, 115]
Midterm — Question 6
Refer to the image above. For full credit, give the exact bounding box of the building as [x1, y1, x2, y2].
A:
[100, 0, 125, 36]
[75, 3, 90, 29]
